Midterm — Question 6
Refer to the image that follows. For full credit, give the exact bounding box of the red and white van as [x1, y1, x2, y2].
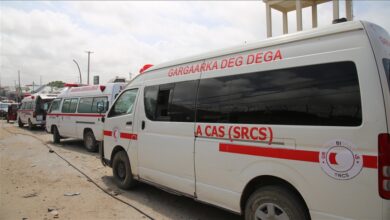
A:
[46, 83, 126, 152]
[101, 21, 390, 220]
[17, 94, 57, 129]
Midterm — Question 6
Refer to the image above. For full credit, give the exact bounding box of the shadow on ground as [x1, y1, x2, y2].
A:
[101, 175, 241, 220]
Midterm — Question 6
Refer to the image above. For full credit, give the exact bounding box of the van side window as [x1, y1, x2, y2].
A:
[144, 80, 198, 122]
[156, 84, 174, 121]
[20, 103, 25, 110]
[144, 85, 159, 120]
[49, 99, 61, 113]
[108, 89, 138, 118]
[62, 99, 71, 113]
[92, 97, 108, 113]
[78, 97, 93, 113]
[69, 98, 78, 113]
[197, 61, 362, 126]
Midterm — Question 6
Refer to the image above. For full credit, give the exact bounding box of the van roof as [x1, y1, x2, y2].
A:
[57, 82, 127, 98]
[143, 20, 365, 73]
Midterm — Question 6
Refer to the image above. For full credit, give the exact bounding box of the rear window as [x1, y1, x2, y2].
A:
[384, 58, 390, 90]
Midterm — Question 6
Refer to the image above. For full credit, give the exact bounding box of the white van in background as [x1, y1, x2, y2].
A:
[101, 20, 390, 220]
[46, 83, 126, 152]
[17, 94, 57, 129]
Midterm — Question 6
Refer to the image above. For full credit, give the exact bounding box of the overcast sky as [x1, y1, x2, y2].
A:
[1, 1, 390, 87]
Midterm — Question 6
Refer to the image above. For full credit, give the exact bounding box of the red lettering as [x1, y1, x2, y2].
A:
[218, 126, 225, 137]
[235, 56, 243, 66]
[178, 67, 183, 75]
[168, 69, 174, 77]
[233, 126, 240, 139]
[250, 127, 258, 140]
[184, 66, 190, 74]
[228, 57, 235, 68]
[274, 49, 282, 60]
[255, 52, 263, 63]
[196, 125, 202, 136]
[211, 126, 218, 137]
[212, 61, 218, 70]
[247, 54, 254, 64]
[258, 127, 267, 141]
[241, 127, 250, 139]
[200, 63, 206, 72]
[221, 59, 228, 69]
[205, 62, 212, 71]
[205, 125, 212, 137]
[264, 51, 273, 62]
[194, 64, 200, 73]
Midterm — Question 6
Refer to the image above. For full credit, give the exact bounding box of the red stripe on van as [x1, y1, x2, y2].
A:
[219, 143, 378, 169]
[220, 143, 319, 163]
[362, 155, 378, 168]
[120, 133, 137, 140]
[103, 130, 112, 137]
[47, 113, 103, 117]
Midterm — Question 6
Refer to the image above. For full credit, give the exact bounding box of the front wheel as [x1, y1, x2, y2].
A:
[112, 151, 137, 189]
[245, 186, 309, 220]
[84, 130, 98, 152]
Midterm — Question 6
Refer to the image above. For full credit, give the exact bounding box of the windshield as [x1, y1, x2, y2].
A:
[384, 58, 390, 91]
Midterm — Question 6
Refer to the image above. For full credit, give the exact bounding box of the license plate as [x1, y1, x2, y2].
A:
[36, 115, 43, 121]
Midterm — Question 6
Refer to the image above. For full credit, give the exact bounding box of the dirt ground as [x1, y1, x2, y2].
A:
[0, 121, 241, 220]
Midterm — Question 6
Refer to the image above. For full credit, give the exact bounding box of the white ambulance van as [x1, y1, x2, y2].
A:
[101, 21, 390, 220]
[18, 94, 57, 129]
[46, 83, 126, 152]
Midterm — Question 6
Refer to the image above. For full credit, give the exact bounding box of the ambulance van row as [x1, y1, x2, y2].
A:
[97, 21, 389, 220]
[45, 83, 126, 151]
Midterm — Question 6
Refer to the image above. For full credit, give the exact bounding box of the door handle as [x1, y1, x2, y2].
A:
[126, 121, 132, 125]
[141, 121, 145, 130]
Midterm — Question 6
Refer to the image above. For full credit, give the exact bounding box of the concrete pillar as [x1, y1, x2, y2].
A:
[333, 0, 340, 20]
[312, 2, 318, 28]
[266, 2, 272, 37]
[346, 0, 353, 21]
[296, 0, 303, 31]
[283, 11, 288, 34]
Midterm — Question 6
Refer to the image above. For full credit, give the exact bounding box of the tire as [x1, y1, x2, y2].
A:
[245, 186, 309, 220]
[18, 118, 23, 128]
[6, 116, 9, 123]
[28, 119, 34, 130]
[52, 126, 60, 144]
[112, 151, 137, 189]
[84, 130, 98, 152]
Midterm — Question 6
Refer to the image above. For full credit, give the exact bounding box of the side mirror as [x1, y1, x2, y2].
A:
[97, 101, 105, 114]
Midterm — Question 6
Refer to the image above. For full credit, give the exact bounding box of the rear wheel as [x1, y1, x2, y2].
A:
[52, 126, 60, 144]
[18, 118, 23, 127]
[245, 186, 309, 220]
[112, 151, 137, 189]
[84, 130, 98, 152]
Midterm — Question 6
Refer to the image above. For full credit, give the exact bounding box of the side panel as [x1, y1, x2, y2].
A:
[194, 29, 386, 220]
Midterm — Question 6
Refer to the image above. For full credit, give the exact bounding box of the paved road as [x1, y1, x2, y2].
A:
[0, 121, 241, 220]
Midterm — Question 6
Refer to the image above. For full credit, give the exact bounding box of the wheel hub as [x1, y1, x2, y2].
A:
[255, 203, 289, 220]
[117, 162, 126, 180]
